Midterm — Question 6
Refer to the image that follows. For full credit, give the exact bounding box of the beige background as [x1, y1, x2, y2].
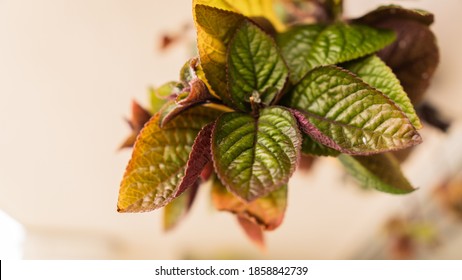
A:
[1, 0, 462, 259]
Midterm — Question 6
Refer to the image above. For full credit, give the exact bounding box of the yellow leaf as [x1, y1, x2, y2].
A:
[194, 0, 285, 31]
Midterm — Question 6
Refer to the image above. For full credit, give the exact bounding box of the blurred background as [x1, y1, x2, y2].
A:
[1, 0, 462, 259]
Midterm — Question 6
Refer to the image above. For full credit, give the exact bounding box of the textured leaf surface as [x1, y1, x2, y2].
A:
[343, 55, 421, 129]
[212, 106, 300, 201]
[339, 153, 415, 194]
[163, 183, 199, 231]
[228, 21, 288, 111]
[211, 177, 287, 230]
[194, 0, 284, 31]
[277, 23, 395, 82]
[117, 106, 221, 212]
[353, 6, 438, 104]
[175, 122, 214, 197]
[283, 65, 421, 155]
[194, 5, 246, 105]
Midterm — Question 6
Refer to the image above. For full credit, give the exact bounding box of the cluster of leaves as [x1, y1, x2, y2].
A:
[118, 0, 439, 247]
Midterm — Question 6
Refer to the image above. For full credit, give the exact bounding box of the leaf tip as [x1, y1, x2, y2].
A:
[237, 216, 266, 251]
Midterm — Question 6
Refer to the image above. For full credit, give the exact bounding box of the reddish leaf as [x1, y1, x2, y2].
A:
[160, 78, 216, 127]
[175, 122, 215, 197]
[237, 216, 265, 250]
[289, 109, 343, 152]
[355, 5, 434, 26]
[211, 177, 287, 231]
[200, 161, 214, 181]
[119, 100, 152, 149]
[298, 155, 316, 171]
[354, 6, 439, 104]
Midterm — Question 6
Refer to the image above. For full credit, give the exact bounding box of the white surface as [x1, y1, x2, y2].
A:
[1, 0, 462, 259]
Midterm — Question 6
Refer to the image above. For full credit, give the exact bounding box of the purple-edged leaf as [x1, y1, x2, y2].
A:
[163, 182, 199, 231]
[150, 82, 182, 114]
[353, 5, 439, 104]
[160, 78, 216, 127]
[117, 106, 222, 213]
[227, 20, 289, 112]
[339, 153, 416, 194]
[277, 23, 395, 83]
[301, 135, 340, 157]
[343, 55, 422, 129]
[212, 106, 301, 201]
[211, 176, 288, 230]
[237, 216, 265, 249]
[290, 109, 343, 152]
[175, 122, 215, 197]
[282, 65, 421, 155]
[119, 100, 152, 149]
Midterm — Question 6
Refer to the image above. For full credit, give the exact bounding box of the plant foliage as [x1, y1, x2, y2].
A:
[118, 0, 439, 246]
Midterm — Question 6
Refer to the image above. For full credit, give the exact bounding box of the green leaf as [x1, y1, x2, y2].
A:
[194, 4, 246, 105]
[283, 65, 421, 155]
[212, 106, 301, 201]
[343, 55, 422, 129]
[277, 23, 395, 83]
[149, 82, 182, 114]
[339, 153, 415, 194]
[301, 135, 340, 157]
[227, 21, 288, 112]
[163, 183, 198, 231]
[117, 106, 221, 212]
[211, 176, 287, 230]
[353, 6, 439, 104]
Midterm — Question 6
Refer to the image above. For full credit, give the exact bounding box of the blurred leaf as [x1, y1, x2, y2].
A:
[163, 182, 199, 231]
[227, 20, 288, 111]
[117, 106, 221, 212]
[237, 216, 265, 249]
[339, 153, 415, 194]
[416, 102, 450, 132]
[212, 107, 300, 201]
[277, 23, 395, 82]
[211, 177, 287, 230]
[343, 55, 421, 129]
[283, 65, 422, 155]
[119, 100, 152, 149]
[354, 5, 434, 26]
[353, 5, 439, 104]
